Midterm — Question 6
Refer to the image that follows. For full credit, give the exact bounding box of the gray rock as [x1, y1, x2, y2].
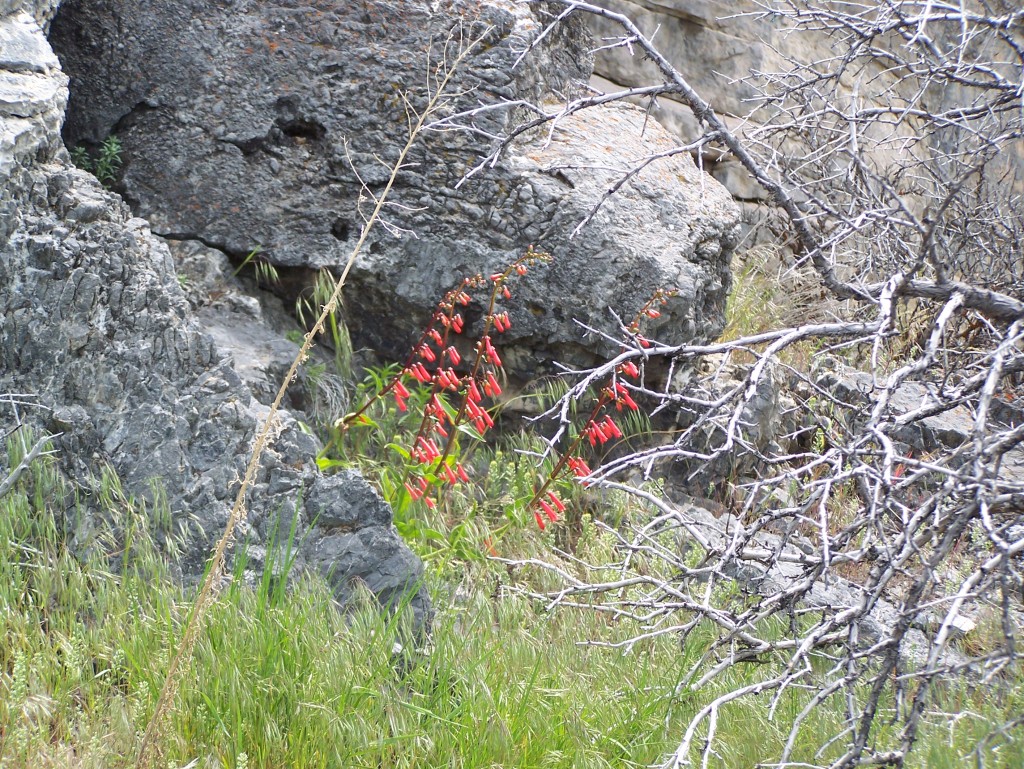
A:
[50, 0, 739, 375]
[585, 0, 1023, 253]
[167, 237, 328, 413]
[1, 5, 430, 629]
[668, 495, 946, 666]
[819, 364, 1024, 487]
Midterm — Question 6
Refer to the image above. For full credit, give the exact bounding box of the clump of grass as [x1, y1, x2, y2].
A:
[719, 245, 841, 369]
[720, 247, 788, 343]
[231, 246, 280, 287]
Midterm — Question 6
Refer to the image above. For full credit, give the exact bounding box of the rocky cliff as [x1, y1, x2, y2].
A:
[587, 0, 1024, 243]
[49, 0, 739, 375]
[3, 0, 743, 625]
[1, 0, 429, 626]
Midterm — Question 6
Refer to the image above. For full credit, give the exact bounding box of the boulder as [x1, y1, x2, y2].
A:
[1, 3, 429, 627]
[50, 0, 739, 376]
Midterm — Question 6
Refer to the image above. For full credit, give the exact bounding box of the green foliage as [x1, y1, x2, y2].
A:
[296, 268, 353, 383]
[231, 246, 280, 286]
[1, 435, 1021, 767]
[69, 135, 123, 188]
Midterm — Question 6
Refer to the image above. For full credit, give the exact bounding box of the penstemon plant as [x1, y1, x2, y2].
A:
[332, 246, 675, 531]
[335, 246, 551, 512]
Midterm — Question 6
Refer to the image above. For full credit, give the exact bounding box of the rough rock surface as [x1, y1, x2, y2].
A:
[586, 1, 1024, 242]
[1, 1, 430, 627]
[820, 364, 1024, 487]
[168, 236, 331, 414]
[50, 0, 739, 376]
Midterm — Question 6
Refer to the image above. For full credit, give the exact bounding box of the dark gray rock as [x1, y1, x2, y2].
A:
[1, 5, 429, 628]
[50, 0, 739, 376]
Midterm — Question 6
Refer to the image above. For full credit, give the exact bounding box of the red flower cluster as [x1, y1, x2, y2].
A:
[524, 288, 674, 529]
[340, 250, 675, 536]
[339, 246, 553, 516]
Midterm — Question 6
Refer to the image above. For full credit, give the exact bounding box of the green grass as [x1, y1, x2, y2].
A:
[2, 429, 1022, 769]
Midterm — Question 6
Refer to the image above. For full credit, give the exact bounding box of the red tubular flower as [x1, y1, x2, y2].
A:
[567, 457, 591, 477]
[429, 329, 444, 346]
[404, 482, 422, 500]
[615, 383, 639, 411]
[468, 379, 482, 403]
[636, 335, 651, 348]
[481, 337, 502, 367]
[394, 393, 407, 412]
[446, 346, 461, 365]
[419, 344, 436, 363]
[620, 361, 640, 378]
[456, 291, 471, 306]
[539, 500, 557, 522]
[434, 422, 448, 438]
[452, 314, 464, 334]
[468, 400, 493, 431]
[502, 286, 512, 300]
[647, 308, 661, 319]
[409, 363, 431, 383]
[603, 415, 623, 439]
[516, 264, 528, 276]
[534, 510, 546, 530]
[424, 497, 436, 509]
[547, 491, 566, 513]
[486, 371, 502, 397]
[429, 395, 447, 420]
[413, 438, 428, 462]
[416, 436, 441, 462]
[457, 464, 470, 483]
[490, 273, 504, 282]
[394, 380, 410, 399]
[587, 421, 608, 445]
[426, 438, 442, 460]
[443, 464, 458, 485]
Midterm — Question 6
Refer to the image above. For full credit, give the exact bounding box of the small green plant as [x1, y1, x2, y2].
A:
[69, 135, 123, 187]
[296, 267, 354, 382]
[231, 245, 279, 286]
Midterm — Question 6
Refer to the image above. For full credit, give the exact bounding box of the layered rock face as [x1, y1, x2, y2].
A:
[50, 0, 739, 375]
[588, 1, 1024, 219]
[0, 0, 429, 626]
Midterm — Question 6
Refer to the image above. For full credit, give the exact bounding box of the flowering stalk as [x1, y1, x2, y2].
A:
[524, 287, 676, 529]
[336, 246, 552, 509]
